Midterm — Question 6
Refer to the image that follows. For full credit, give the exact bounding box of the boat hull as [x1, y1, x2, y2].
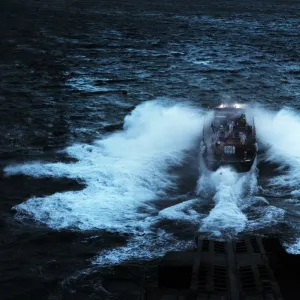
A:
[201, 106, 257, 173]
[202, 157, 256, 172]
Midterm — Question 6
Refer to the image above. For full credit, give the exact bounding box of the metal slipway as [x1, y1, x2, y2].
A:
[143, 236, 300, 300]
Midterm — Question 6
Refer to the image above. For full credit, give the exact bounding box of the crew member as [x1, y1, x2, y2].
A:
[239, 132, 247, 145]
[236, 114, 246, 128]
[213, 141, 224, 160]
[211, 123, 215, 133]
[217, 125, 227, 141]
[228, 121, 234, 138]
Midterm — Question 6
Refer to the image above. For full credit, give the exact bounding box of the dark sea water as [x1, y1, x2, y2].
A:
[1, 0, 300, 299]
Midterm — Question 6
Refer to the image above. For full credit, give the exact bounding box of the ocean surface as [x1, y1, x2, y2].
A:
[1, 0, 300, 299]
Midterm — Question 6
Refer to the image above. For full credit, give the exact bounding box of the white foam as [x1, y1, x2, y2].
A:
[247, 205, 286, 231]
[158, 198, 204, 223]
[285, 238, 300, 255]
[285, 199, 300, 205]
[197, 167, 257, 236]
[239, 196, 268, 212]
[252, 107, 300, 196]
[93, 230, 194, 266]
[5, 101, 204, 232]
[192, 60, 212, 65]
[196, 163, 286, 235]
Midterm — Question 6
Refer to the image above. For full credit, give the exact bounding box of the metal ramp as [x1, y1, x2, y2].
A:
[144, 236, 285, 300]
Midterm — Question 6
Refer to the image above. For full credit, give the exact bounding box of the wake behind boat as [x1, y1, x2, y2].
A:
[201, 103, 257, 172]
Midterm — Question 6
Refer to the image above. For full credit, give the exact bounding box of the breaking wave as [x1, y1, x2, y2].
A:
[250, 106, 300, 252]
[4, 101, 204, 232]
[253, 107, 300, 198]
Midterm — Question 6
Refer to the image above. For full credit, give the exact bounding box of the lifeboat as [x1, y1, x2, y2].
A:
[201, 103, 257, 172]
